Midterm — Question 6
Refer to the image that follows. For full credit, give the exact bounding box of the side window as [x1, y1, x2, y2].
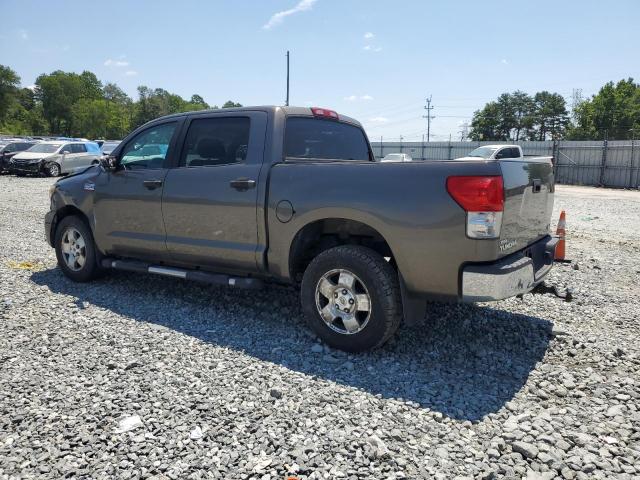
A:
[61, 144, 72, 154]
[120, 122, 177, 170]
[180, 117, 250, 167]
[4, 144, 15, 153]
[71, 143, 87, 153]
[512, 147, 521, 158]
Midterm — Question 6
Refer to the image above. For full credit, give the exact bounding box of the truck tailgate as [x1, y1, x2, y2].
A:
[499, 157, 555, 256]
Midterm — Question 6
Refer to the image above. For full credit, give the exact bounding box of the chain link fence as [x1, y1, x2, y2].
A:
[370, 140, 640, 188]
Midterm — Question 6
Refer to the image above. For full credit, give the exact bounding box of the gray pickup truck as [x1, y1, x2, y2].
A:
[45, 106, 557, 351]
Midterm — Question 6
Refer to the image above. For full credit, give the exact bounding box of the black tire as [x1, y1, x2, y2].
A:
[54, 215, 102, 282]
[301, 245, 402, 352]
[44, 162, 61, 177]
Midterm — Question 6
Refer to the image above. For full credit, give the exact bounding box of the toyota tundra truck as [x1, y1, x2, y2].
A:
[45, 106, 557, 352]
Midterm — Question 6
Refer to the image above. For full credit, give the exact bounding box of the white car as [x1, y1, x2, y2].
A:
[10, 141, 102, 177]
[380, 153, 412, 162]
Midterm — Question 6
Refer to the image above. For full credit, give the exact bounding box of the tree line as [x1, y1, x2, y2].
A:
[469, 78, 640, 141]
[0, 64, 242, 139]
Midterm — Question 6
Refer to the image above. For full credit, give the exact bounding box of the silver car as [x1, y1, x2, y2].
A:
[10, 141, 102, 176]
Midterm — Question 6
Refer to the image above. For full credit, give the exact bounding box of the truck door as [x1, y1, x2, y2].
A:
[93, 120, 182, 260]
[161, 111, 268, 273]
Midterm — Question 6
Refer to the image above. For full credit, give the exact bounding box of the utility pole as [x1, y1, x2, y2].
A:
[422, 95, 434, 142]
[285, 51, 290, 106]
[458, 122, 470, 141]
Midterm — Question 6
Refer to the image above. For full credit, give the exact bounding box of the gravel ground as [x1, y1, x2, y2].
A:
[0, 175, 639, 480]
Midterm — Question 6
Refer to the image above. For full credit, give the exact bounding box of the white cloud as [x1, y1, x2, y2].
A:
[26, 84, 37, 91]
[263, 0, 318, 30]
[364, 32, 374, 39]
[363, 45, 382, 52]
[104, 58, 130, 67]
[368, 116, 388, 123]
[19, 29, 28, 40]
[501, 58, 508, 64]
[124, 70, 138, 76]
[344, 94, 374, 102]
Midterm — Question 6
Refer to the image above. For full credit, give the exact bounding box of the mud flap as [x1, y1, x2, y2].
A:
[399, 272, 427, 326]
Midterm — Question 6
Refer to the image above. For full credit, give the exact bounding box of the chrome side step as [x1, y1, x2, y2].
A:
[101, 259, 263, 289]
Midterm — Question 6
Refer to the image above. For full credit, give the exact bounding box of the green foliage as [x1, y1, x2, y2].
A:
[566, 78, 640, 140]
[0, 65, 21, 125]
[0, 64, 241, 139]
[470, 90, 568, 141]
[222, 100, 242, 108]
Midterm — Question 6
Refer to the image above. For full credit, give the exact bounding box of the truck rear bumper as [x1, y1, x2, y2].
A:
[461, 235, 558, 302]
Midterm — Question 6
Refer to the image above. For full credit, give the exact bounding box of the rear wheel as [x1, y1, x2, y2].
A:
[54, 216, 102, 282]
[301, 245, 402, 352]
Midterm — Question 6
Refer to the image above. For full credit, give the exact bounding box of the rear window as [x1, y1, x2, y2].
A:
[284, 117, 370, 161]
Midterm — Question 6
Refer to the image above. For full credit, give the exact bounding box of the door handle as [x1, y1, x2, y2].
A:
[143, 179, 163, 190]
[230, 178, 256, 191]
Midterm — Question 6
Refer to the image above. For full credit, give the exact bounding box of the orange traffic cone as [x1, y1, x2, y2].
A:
[555, 210, 568, 262]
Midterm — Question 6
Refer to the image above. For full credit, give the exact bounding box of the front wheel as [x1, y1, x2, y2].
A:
[301, 245, 402, 352]
[54, 216, 102, 282]
[44, 162, 61, 177]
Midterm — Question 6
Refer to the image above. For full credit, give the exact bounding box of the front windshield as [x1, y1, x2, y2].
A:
[27, 143, 62, 154]
[467, 146, 498, 159]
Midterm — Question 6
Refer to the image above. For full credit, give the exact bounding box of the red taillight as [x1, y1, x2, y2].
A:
[446, 176, 504, 212]
[311, 107, 339, 120]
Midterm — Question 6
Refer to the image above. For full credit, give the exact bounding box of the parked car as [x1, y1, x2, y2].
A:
[0, 140, 38, 173]
[380, 153, 412, 162]
[458, 144, 527, 161]
[45, 106, 557, 352]
[10, 140, 102, 177]
[100, 141, 121, 156]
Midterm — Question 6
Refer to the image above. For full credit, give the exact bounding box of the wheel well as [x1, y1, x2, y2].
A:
[50, 206, 90, 243]
[289, 218, 394, 282]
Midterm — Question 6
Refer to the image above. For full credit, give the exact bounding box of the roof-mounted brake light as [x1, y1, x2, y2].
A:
[311, 107, 339, 120]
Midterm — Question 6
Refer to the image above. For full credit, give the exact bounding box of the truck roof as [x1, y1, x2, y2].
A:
[150, 106, 363, 128]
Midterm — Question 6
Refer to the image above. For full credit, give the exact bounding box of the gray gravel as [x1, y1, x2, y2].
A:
[1, 175, 639, 479]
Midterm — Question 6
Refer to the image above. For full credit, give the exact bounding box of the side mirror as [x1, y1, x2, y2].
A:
[61, 150, 71, 155]
[100, 155, 118, 171]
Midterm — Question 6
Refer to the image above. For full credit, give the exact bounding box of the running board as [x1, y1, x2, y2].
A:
[101, 259, 263, 289]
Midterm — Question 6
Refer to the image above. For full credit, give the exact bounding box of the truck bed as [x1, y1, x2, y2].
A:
[266, 158, 553, 299]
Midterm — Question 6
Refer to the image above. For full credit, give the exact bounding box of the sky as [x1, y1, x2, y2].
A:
[1, 0, 639, 141]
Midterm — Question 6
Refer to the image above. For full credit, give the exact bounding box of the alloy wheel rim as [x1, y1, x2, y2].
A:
[49, 164, 59, 176]
[315, 268, 372, 335]
[60, 227, 86, 271]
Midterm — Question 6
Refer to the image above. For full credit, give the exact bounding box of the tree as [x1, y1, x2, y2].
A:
[103, 82, 131, 104]
[531, 91, 569, 140]
[222, 100, 242, 108]
[469, 101, 503, 141]
[567, 78, 640, 140]
[34, 70, 103, 134]
[0, 65, 20, 126]
[470, 90, 568, 141]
